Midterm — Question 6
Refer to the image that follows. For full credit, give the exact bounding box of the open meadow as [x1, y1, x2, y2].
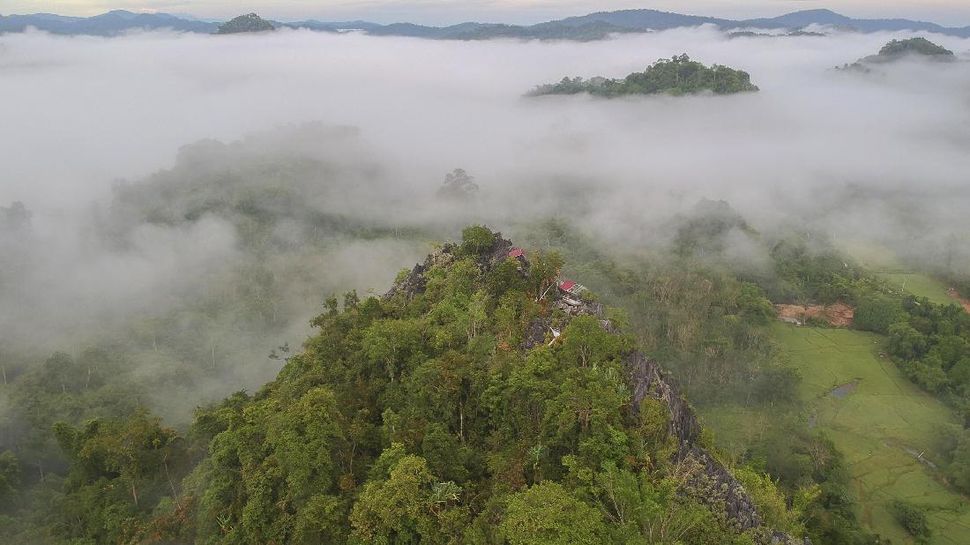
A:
[703, 324, 970, 543]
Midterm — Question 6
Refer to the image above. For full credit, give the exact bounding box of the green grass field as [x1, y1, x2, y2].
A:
[836, 239, 958, 306]
[702, 325, 970, 544]
[877, 272, 955, 306]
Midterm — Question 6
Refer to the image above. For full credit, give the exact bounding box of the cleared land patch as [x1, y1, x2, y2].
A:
[775, 302, 854, 327]
[945, 288, 970, 313]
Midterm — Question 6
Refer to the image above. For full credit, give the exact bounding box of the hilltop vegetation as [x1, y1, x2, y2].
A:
[530, 55, 759, 97]
[217, 13, 275, 34]
[877, 37, 955, 59]
[839, 37, 957, 72]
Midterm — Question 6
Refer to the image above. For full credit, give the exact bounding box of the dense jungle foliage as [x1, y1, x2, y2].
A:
[2, 226, 809, 544]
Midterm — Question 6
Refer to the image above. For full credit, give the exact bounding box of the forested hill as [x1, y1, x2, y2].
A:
[216, 13, 275, 34]
[19, 226, 809, 544]
[838, 37, 957, 71]
[530, 55, 759, 97]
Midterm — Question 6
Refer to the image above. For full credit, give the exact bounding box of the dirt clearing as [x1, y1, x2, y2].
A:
[946, 288, 970, 313]
[775, 303, 854, 327]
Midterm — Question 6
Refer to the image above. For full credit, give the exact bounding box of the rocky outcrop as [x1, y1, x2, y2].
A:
[625, 351, 701, 444]
[565, 286, 806, 543]
[626, 351, 762, 531]
[520, 316, 550, 350]
[383, 242, 457, 300]
[553, 295, 605, 317]
[624, 332, 807, 544]
[483, 235, 517, 268]
[384, 233, 522, 301]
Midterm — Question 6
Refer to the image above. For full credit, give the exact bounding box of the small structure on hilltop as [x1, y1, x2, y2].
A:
[558, 279, 586, 297]
[556, 279, 596, 314]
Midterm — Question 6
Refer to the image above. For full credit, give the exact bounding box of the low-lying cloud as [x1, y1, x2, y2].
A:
[1, 25, 969, 411]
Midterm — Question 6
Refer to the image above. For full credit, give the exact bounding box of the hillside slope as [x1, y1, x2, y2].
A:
[173, 229, 806, 544]
[40, 227, 809, 544]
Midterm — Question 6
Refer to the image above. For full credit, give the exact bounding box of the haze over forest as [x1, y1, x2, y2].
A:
[4, 25, 968, 353]
[2, 5, 970, 545]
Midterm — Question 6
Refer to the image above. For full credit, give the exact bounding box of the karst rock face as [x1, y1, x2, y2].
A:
[388, 233, 808, 545]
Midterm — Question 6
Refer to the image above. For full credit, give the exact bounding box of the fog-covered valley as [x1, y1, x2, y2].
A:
[2, 21, 970, 545]
[3, 26, 969, 398]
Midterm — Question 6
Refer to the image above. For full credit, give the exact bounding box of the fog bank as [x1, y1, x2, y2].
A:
[2, 25, 969, 411]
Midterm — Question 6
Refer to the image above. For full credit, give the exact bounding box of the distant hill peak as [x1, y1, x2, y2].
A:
[216, 12, 275, 34]
[878, 36, 954, 57]
[839, 37, 956, 72]
[530, 55, 759, 98]
[787, 8, 842, 17]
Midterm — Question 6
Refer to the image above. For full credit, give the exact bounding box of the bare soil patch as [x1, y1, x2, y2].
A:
[775, 302, 855, 327]
[946, 288, 970, 313]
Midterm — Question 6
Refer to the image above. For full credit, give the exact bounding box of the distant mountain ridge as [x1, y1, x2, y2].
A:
[0, 9, 218, 35]
[1, 7, 969, 38]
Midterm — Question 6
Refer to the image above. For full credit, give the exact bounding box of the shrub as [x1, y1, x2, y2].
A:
[853, 296, 905, 334]
[889, 500, 931, 542]
[460, 225, 495, 257]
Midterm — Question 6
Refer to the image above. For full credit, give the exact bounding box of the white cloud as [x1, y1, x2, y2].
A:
[1, 26, 969, 404]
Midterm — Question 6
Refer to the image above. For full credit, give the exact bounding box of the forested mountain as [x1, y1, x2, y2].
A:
[2, 194, 904, 544]
[0, 226, 816, 544]
[3, 7, 969, 38]
[530, 55, 759, 97]
[3, 119, 969, 542]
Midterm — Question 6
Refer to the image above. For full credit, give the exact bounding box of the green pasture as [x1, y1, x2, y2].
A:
[877, 272, 955, 306]
[835, 238, 957, 306]
[701, 325, 970, 543]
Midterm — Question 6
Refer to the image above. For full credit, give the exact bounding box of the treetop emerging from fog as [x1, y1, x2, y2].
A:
[217, 13, 275, 34]
[878, 37, 955, 57]
[529, 54, 759, 97]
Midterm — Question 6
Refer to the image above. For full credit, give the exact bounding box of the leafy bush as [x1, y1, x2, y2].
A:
[459, 225, 495, 257]
[853, 296, 905, 334]
[889, 500, 931, 542]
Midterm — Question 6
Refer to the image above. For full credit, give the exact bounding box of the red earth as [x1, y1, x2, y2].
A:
[775, 303, 855, 327]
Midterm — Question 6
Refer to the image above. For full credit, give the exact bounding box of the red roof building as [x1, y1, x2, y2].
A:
[559, 280, 577, 292]
[508, 247, 524, 258]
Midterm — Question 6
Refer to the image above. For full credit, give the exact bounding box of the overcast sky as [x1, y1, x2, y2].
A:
[4, 1, 970, 26]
